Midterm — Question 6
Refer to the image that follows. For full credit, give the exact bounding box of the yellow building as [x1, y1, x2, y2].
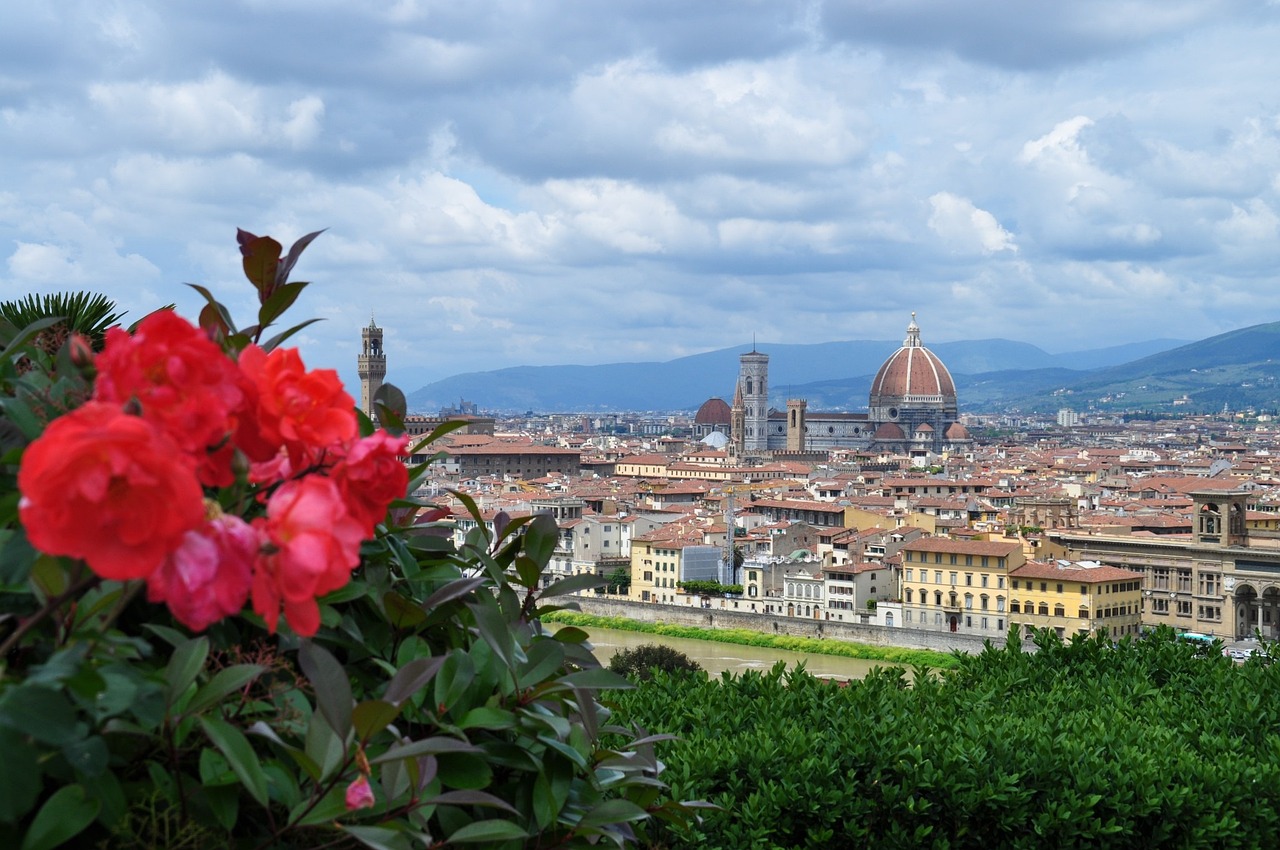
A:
[628, 525, 724, 604]
[1008, 560, 1144, 641]
[900, 538, 1025, 636]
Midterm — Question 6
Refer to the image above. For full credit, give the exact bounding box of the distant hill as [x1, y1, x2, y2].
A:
[992, 322, 1280, 414]
[405, 335, 1187, 414]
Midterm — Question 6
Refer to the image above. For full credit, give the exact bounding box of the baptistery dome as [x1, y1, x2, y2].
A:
[869, 314, 956, 403]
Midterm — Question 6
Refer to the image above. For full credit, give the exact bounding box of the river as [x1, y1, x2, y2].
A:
[560, 624, 889, 681]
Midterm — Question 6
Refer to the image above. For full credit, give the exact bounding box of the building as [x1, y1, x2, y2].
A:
[900, 538, 1026, 636]
[1008, 560, 1144, 641]
[357, 316, 386, 417]
[716, 315, 972, 460]
[1050, 489, 1277, 639]
[629, 523, 727, 604]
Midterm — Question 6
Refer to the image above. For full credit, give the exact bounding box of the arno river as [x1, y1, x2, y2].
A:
[559, 624, 888, 681]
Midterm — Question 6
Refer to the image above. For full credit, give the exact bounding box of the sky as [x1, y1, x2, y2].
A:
[4, 1, 1280, 399]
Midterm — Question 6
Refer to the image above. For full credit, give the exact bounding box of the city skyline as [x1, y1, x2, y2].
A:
[5, 2, 1280, 398]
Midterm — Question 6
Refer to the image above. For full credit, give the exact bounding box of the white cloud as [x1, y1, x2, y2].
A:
[927, 192, 1017, 255]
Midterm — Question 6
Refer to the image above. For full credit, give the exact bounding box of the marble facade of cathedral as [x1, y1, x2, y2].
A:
[704, 316, 972, 459]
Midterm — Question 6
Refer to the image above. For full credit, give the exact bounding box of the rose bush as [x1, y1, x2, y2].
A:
[0, 230, 698, 849]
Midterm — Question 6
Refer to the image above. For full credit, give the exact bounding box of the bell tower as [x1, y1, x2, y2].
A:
[358, 316, 386, 417]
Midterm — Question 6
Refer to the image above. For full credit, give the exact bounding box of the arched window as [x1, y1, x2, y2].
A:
[980, 595, 989, 611]
[964, 594, 973, 610]
[996, 596, 1005, 613]
[1054, 604, 1065, 618]
[934, 591, 942, 605]
[1010, 601, 1020, 614]
[1038, 603, 1049, 616]
[885, 612, 894, 627]
[905, 589, 914, 603]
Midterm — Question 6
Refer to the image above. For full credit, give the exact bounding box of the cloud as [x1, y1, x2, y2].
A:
[927, 192, 1017, 255]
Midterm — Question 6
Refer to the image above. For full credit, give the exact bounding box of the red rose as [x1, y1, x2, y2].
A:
[345, 775, 375, 811]
[251, 476, 365, 635]
[94, 311, 244, 482]
[147, 514, 259, 631]
[237, 344, 357, 469]
[332, 431, 410, 534]
[18, 402, 204, 579]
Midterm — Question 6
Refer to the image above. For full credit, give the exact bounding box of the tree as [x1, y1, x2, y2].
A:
[609, 644, 703, 681]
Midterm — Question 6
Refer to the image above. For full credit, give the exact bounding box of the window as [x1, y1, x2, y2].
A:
[934, 591, 942, 605]
[1199, 573, 1219, 596]
[950, 572, 958, 586]
[981, 575, 989, 588]
[1013, 579, 1021, 590]
[1177, 570, 1192, 592]
[965, 574, 973, 586]
[1054, 604, 1065, 617]
[950, 554, 957, 565]
[1177, 600, 1192, 617]
[996, 597, 1005, 613]
[906, 569, 914, 582]
[1038, 603, 1049, 616]
[998, 576, 1005, 589]
[1040, 582, 1048, 592]
[1056, 583, 1063, 593]
[905, 589, 913, 603]
[964, 594, 973, 610]
[935, 571, 942, 584]
[1011, 601, 1020, 614]
[981, 617, 988, 630]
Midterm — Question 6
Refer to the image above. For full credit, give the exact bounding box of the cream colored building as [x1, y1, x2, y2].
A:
[900, 538, 1025, 636]
[1008, 560, 1144, 641]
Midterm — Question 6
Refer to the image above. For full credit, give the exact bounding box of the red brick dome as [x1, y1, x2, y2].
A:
[695, 397, 732, 425]
[869, 315, 956, 402]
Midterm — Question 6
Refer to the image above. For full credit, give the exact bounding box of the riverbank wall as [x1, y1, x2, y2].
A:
[571, 596, 1015, 656]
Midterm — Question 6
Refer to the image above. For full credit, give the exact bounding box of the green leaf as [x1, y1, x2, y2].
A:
[304, 713, 347, 782]
[424, 790, 519, 815]
[291, 784, 350, 826]
[0, 728, 40, 823]
[200, 716, 270, 807]
[353, 699, 401, 742]
[340, 825, 412, 850]
[517, 640, 566, 690]
[0, 684, 81, 745]
[240, 233, 282, 296]
[19, 784, 99, 850]
[261, 317, 324, 351]
[369, 736, 481, 765]
[247, 721, 322, 782]
[384, 657, 444, 705]
[299, 641, 353, 740]
[523, 513, 558, 566]
[446, 819, 529, 844]
[420, 577, 487, 613]
[559, 668, 635, 690]
[468, 595, 516, 670]
[164, 636, 210, 706]
[578, 798, 650, 827]
[186, 664, 265, 716]
[257, 280, 307, 329]
[61, 735, 109, 778]
[384, 590, 427, 629]
[538, 572, 605, 599]
[458, 706, 515, 731]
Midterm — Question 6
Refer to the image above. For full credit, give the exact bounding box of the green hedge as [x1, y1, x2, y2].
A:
[544, 611, 958, 669]
[609, 628, 1280, 849]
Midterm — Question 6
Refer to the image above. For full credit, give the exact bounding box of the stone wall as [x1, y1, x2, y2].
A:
[572, 596, 1017, 655]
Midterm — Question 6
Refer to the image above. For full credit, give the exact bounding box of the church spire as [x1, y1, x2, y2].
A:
[904, 312, 921, 348]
